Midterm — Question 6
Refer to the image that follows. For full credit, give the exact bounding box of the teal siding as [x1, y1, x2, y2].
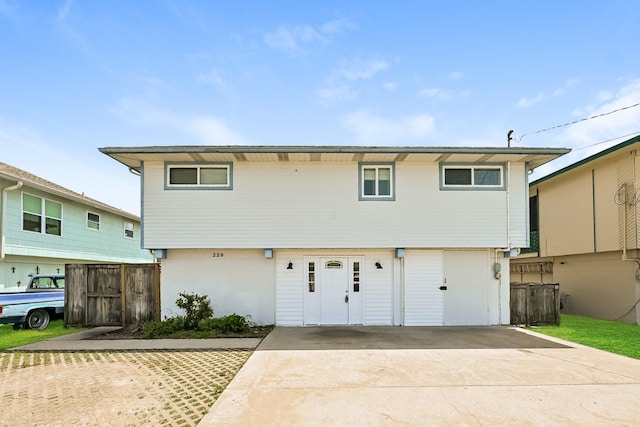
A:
[1, 180, 151, 263]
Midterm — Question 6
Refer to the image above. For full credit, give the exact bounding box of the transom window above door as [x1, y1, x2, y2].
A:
[359, 162, 395, 200]
[165, 163, 233, 190]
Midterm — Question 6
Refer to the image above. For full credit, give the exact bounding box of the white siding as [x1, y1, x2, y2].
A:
[508, 162, 528, 247]
[363, 251, 394, 325]
[275, 254, 305, 326]
[404, 250, 444, 326]
[160, 249, 275, 325]
[142, 161, 523, 250]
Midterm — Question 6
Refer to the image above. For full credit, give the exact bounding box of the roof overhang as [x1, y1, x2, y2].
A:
[100, 145, 571, 172]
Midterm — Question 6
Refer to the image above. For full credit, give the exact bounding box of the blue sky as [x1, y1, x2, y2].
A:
[1, 1, 640, 215]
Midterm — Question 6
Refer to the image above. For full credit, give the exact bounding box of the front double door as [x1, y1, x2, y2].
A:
[304, 257, 363, 325]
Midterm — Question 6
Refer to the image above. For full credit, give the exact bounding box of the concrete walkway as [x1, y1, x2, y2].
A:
[199, 326, 640, 426]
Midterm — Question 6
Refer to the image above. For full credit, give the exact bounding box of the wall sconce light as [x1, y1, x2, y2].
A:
[35, 265, 40, 274]
[11, 267, 16, 273]
[375, 261, 383, 269]
[264, 249, 273, 259]
[57, 268, 61, 273]
[287, 261, 293, 270]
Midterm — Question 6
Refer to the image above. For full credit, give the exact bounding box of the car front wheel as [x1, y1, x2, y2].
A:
[26, 309, 50, 330]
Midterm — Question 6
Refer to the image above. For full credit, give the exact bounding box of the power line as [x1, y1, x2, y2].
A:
[514, 102, 640, 143]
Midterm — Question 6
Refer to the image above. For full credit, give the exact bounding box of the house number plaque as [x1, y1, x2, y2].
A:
[212, 252, 224, 258]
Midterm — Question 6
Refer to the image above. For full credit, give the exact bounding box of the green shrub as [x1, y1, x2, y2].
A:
[143, 317, 185, 338]
[217, 314, 251, 333]
[175, 292, 214, 330]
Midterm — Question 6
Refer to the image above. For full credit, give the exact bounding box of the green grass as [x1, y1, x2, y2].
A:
[533, 314, 640, 359]
[0, 320, 87, 350]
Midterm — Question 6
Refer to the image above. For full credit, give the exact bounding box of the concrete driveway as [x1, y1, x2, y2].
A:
[199, 326, 640, 426]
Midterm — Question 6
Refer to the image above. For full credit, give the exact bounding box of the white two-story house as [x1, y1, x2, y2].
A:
[100, 145, 569, 326]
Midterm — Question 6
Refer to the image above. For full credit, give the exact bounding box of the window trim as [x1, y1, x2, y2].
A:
[439, 163, 506, 191]
[164, 162, 233, 190]
[358, 162, 396, 201]
[87, 211, 101, 231]
[21, 192, 63, 237]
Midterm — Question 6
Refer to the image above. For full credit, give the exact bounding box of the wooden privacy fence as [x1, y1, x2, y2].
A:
[510, 282, 560, 326]
[65, 263, 160, 327]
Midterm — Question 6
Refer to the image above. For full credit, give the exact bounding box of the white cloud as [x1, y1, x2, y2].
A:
[264, 19, 356, 56]
[337, 58, 389, 80]
[383, 82, 399, 91]
[516, 78, 579, 109]
[448, 71, 464, 81]
[320, 19, 357, 34]
[112, 98, 246, 145]
[529, 78, 640, 181]
[57, 0, 73, 22]
[417, 87, 471, 100]
[342, 111, 435, 144]
[558, 78, 640, 146]
[316, 57, 390, 104]
[198, 68, 229, 91]
[0, 115, 142, 215]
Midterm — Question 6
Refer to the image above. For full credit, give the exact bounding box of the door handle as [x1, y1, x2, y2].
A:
[345, 295, 349, 303]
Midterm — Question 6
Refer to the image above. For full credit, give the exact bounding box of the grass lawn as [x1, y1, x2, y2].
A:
[533, 314, 640, 360]
[0, 320, 86, 350]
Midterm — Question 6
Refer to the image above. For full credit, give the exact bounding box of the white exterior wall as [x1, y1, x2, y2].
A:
[142, 160, 527, 250]
[159, 249, 275, 325]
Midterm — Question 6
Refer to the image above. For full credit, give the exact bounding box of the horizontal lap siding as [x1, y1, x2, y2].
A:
[143, 161, 523, 249]
[404, 250, 444, 326]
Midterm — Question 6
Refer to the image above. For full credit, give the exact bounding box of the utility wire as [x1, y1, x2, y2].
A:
[515, 102, 640, 143]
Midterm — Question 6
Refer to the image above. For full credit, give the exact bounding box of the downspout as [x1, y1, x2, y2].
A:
[1, 181, 23, 261]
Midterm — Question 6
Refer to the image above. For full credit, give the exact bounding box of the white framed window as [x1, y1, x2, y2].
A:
[87, 212, 100, 231]
[359, 162, 395, 200]
[165, 162, 233, 190]
[124, 221, 134, 239]
[440, 163, 505, 190]
[22, 193, 62, 236]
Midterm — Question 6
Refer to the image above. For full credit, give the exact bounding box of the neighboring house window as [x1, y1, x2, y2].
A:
[440, 164, 505, 190]
[124, 221, 134, 239]
[359, 163, 395, 200]
[165, 163, 233, 189]
[87, 212, 100, 231]
[22, 193, 62, 236]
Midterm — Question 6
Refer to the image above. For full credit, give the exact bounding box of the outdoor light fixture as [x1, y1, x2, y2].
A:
[287, 261, 293, 270]
[11, 267, 15, 273]
[375, 261, 383, 269]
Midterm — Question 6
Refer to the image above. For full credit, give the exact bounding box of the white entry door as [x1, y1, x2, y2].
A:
[319, 258, 349, 324]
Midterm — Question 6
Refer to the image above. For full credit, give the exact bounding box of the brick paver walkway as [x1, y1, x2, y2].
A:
[0, 350, 251, 426]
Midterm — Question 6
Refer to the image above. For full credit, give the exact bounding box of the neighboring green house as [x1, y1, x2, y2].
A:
[0, 161, 153, 291]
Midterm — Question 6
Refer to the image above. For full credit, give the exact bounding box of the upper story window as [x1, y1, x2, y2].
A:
[87, 212, 101, 231]
[22, 193, 62, 236]
[440, 163, 505, 190]
[124, 221, 134, 239]
[359, 163, 395, 200]
[165, 162, 233, 190]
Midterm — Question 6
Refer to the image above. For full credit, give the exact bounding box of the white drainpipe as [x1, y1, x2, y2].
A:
[1, 180, 23, 261]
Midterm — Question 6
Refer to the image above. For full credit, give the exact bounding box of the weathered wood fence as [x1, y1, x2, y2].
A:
[65, 263, 160, 327]
[510, 282, 560, 326]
